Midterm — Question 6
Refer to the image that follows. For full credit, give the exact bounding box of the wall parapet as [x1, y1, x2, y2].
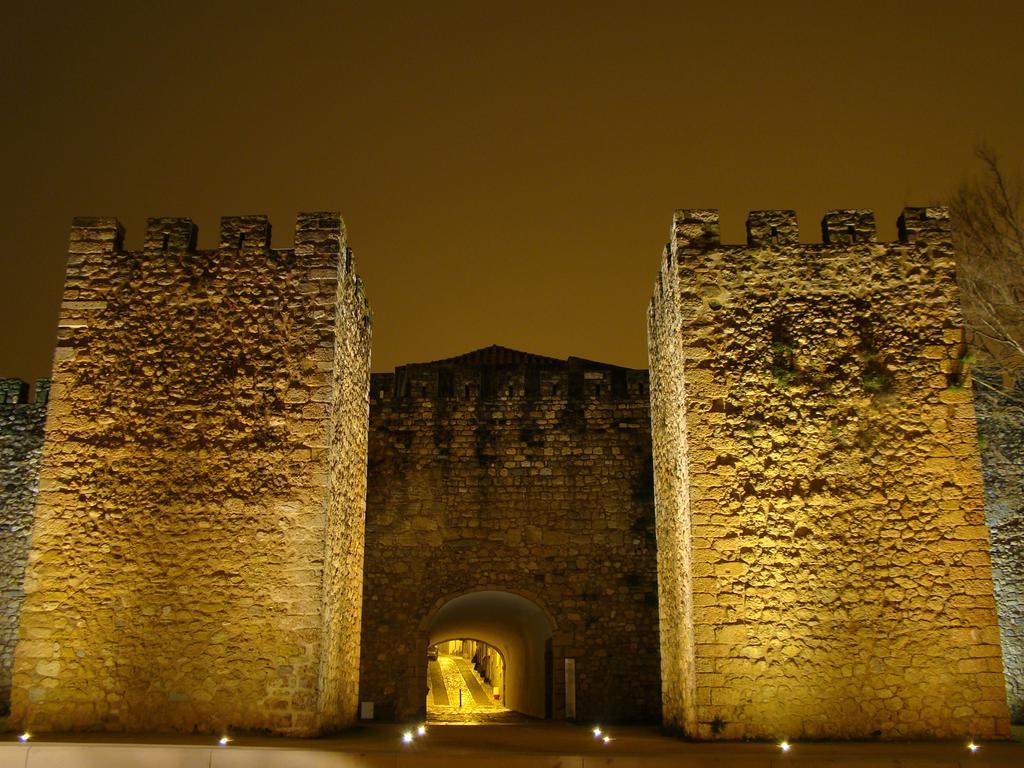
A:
[664, 207, 952, 256]
[370, 346, 647, 405]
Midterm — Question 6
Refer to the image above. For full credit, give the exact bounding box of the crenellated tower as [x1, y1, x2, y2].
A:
[9, 213, 372, 735]
[648, 207, 1011, 739]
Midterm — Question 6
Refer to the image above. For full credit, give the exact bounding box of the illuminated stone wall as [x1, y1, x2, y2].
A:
[975, 373, 1024, 722]
[316, 229, 372, 732]
[648, 208, 1011, 739]
[0, 379, 48, 715]
[9, 213, 370, 735]
[360, 347, 660, 722]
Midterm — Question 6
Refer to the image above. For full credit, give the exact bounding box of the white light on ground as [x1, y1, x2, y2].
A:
[218, 736, 231, 746]
[402, 731, 414, 744]
[968, 742, 979, 753]
[18, 732, 30, 743]
[417, 724, 427, 736]
[602, 736, 611, 744]
[592, 727, 602, 737]
[779, 740, 792, 753]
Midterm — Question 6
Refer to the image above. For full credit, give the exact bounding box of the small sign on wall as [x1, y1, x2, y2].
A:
[565, 658, 576, 719]
[360, 701, 374, 720]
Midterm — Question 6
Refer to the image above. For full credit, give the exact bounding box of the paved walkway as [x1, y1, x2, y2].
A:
[447, 655, 494, 706]
[2, 723, 1022, 767]
[427, 659, 449, 706]
[427, 654, 506, 720]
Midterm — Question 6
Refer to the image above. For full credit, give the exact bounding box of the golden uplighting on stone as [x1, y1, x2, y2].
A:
[648, 208, 1011, 739]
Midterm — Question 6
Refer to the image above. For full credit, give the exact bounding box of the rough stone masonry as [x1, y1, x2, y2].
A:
[648, 207, 1011, 739]
[0, 378, 49, 716]
[8, 214, 371, 735]
[360, 347, 661, 723]
[975, 373, 1024, 723]
[0, 203, 1020, 739]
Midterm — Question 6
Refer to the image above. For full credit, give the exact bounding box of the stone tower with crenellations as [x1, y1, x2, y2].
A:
[7, 214, 371, 735]
[648, 207, 1011, 739]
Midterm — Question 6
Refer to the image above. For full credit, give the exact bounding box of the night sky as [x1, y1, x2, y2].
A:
[1, 1, 1021, 381]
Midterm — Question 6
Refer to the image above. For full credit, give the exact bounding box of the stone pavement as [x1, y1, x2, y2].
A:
[427, 654, 505, 720]
[1, 723, 1022, 767]
[446, 655, 496, 706]
[427, 659, 449, 707]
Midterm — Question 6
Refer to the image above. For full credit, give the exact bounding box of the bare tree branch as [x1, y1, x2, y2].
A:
[950, 146, 1024, 401]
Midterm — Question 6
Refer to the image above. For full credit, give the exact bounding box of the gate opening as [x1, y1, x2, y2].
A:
[423, 590, 554, 722]
[427, 639, 506, 721]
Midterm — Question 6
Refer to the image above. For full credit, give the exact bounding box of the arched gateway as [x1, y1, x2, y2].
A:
[357, 346, 662, 723]
[424, 590, 554, 719]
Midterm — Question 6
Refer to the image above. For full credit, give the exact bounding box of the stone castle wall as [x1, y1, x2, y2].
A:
[359, 348, 661, 722]
[648, 207, 1011, 739]
[0, 202, 1020, 738]
[0, 379, 49, 715]
[9, 213, 371, 735]
[317, 231, 372, 732]
[975, 372, 1024, 722]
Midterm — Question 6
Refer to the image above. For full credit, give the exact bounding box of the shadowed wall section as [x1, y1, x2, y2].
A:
[648, 207, 1011, 739]
[9, 213, 371, 735]
[0, 379, 49, 715]
[974, 373, 1024, 723]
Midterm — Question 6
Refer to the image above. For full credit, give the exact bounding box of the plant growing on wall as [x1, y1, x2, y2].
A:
[769, 325, 800, 391]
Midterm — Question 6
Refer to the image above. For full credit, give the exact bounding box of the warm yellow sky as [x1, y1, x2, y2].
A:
[1, 1, 1022, 380]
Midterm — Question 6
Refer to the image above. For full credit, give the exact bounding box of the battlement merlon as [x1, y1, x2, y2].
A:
[69, 217, 124, 256]
[747, 210, 798, 246]
[671, 209, 720, 251]
[0, 379, 27, 404]
[218, 215, 271, 253]
[898, 206, 952, 244]
[821, 209, 877, 244]
[296, 212, 352, 277]
[296, 212, 346, 254]
[144, 218, 197, 253]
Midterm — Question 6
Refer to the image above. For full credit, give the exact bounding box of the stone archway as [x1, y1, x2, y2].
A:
[422, 590, 555, 719]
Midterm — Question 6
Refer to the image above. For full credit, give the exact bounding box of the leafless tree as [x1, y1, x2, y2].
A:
[949, 146, 1024, 402]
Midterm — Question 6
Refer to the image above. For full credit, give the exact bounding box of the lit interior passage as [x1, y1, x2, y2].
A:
[425, 591, 554, 720]
[427, 639, 504, 717]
